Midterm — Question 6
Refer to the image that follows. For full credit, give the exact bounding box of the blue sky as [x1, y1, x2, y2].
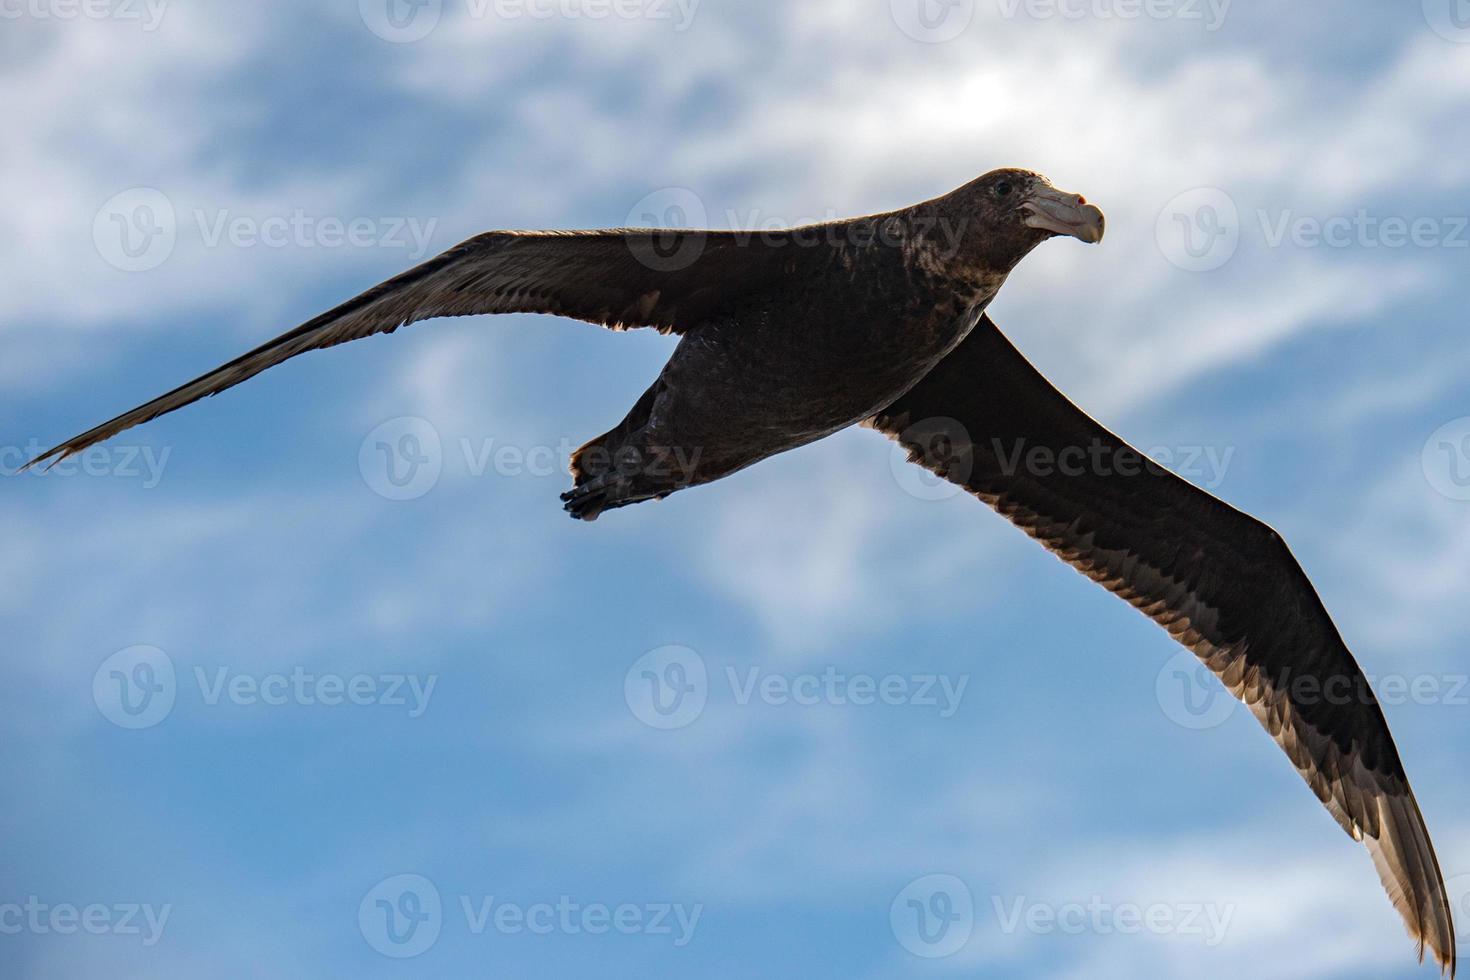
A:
[4, 2, 1470, 977]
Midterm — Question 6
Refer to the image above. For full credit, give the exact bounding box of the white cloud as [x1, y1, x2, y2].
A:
[1321, 463, 1470, 655]
[949, 826, 1456, 980]
[0, 484, 552, 738]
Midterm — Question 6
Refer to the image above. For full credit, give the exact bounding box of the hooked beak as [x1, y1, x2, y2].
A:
[1021, 185, 1105, 244]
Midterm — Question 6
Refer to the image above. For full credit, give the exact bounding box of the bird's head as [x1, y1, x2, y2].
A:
[941, 169, 1105, 273]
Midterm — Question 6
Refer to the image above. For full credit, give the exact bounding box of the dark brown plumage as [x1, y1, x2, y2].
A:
[26, 168, 1453, 973]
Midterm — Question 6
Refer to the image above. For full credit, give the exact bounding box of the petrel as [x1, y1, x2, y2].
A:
[27, 169, 1455, 973]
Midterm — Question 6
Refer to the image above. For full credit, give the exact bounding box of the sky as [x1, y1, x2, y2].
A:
[3, 1, 1470, 977]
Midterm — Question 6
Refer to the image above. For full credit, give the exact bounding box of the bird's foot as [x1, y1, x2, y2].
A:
[560, 472, 672, 521]
[561, 468, 641, 521]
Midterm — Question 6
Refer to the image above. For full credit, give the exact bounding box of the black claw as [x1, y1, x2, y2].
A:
[560, 482, 606, 521]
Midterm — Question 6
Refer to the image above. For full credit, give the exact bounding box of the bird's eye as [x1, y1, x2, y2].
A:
[994, 181, 1014, 198]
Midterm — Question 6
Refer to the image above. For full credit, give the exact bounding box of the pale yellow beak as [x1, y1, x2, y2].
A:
[1022, 185, 1105, 244]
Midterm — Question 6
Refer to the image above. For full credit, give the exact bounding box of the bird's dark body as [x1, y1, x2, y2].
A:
[566, 215, 1004, 516]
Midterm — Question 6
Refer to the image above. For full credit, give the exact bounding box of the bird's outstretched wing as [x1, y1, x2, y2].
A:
[870, 314, 1456, 975]
[26, 227, 799, 469]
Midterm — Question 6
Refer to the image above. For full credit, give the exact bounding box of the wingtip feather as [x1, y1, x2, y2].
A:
[17, 447, 66, 474]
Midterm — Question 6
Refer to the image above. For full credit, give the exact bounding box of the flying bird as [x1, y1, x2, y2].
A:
[28, 169, 1456, 973]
